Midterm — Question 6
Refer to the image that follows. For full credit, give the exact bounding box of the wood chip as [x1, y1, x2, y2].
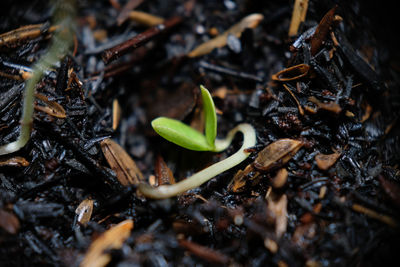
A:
[112, 99, 121, 131]
[34, 93, 67, 119]
[75, 199, 94, 226]
[228, 164, 259, 192]
[272, 168, 288, 188]
[0, 156, 29, 167]
[315, 152, 341, 170]
[80, 220, 134, 267]
[271, 64, 310, 82]
[288, 0, 309, 37]
[0, 24, 58, 48]
[267, 194, 288, 238]
[352, 204, 398, 228]
[0, 209, 20, 234]
[188, 13, 263, 58]
[100, 138, 144, 186]
[254, 139, 303, 171]
[128, 11, 164, 27]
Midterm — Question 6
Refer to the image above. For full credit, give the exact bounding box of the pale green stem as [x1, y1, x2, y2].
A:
[138, 123, 256, 199]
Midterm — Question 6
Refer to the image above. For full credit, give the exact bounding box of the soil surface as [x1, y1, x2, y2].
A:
[1, 0, 400, 266]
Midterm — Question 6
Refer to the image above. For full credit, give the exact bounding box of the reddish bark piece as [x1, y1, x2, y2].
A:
[310, 6, 337, 56]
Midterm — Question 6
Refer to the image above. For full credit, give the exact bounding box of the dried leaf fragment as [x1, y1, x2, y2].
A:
[100, 138, 144, 186]
[315, 152, 341, 170]
[0, 209, 20, 234]
[35, 93, 66, 118]
[80, 220, 134, 267]
[188, 13, 264, 58]
[254, 139, 303, 171]
[75, 199, 94, 226]
[271, 64, 309, 82]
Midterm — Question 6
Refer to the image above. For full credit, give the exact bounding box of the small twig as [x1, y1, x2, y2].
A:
[102, 16, 182, 64]
[199, 61, 263, 82]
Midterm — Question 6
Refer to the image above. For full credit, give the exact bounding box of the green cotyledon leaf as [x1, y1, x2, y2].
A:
[200, 85, 217, 149]
[151, 117, 213, 151]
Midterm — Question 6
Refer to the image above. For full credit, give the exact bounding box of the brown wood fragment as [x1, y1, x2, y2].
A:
[100, 138, 144, 186]
[112, 99, 121, 131]
[128, 11, 165, 27]
[264, 238, 278, 253]
[266, 194, 288, 238]
[271, 64, 310, 82]
[0, 71, 23, 81]
[228, 164, 258, 192]
[75, 199, 94, 226]
[310, 6, 337, 56]
[272, 168, 288, 188]
[0, 209, 20, 234]
[178, 238, 231, 265]
[308, 96, 342, 114]
[34, 93, 67, 119]
[155, 154, 175, 185]
[315, 152, 341, 170]
[289, 0, 309, 37]
[352, 204, 398, 228]
[80, 220, 134, 267]
[116, 0, 144, 26]
[188, 13, 264, 58]
[0, 24, 58, 48]
[254, 139, 303, 171]
[0, 156, 29, 167]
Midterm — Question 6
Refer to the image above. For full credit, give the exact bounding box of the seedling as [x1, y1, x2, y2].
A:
[138, 85, 256, 199]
